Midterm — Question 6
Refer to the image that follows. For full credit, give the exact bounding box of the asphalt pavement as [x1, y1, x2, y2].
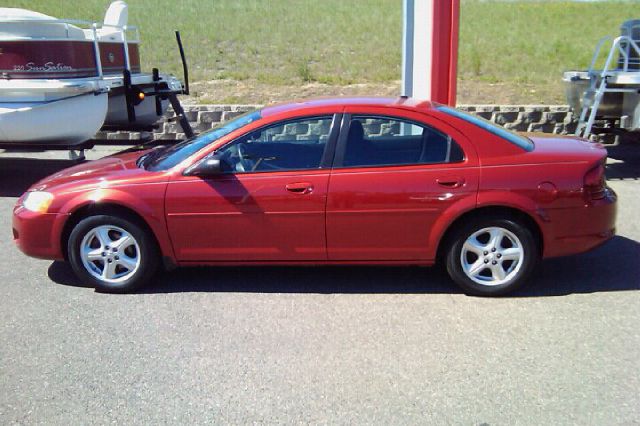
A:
[0, 143, 638, 424]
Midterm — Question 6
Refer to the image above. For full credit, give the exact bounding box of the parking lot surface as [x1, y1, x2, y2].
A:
[1, 144, 638, 424]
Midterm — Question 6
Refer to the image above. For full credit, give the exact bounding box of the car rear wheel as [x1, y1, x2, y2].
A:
[68, 215, 159, 293]
[445, 217, 539, 296]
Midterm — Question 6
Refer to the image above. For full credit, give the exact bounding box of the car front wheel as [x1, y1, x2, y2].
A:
[68, 215, 159, 293]
[445, 217, 539, 296]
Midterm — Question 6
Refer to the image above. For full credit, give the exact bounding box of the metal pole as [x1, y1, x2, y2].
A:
[92, 23, 103, 78]
[401, 0, 414, 97]
[122, 25, 131, 72]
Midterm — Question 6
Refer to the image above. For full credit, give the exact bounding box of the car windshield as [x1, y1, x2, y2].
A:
[144, 110, 262, 171]
[436, 105, 534, 152]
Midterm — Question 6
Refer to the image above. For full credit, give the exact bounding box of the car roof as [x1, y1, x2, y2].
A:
[260, 97, 435, 117]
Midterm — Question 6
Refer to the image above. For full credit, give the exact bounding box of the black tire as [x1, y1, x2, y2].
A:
[444, 216, 539, 296]
[68, 214, 159, 293]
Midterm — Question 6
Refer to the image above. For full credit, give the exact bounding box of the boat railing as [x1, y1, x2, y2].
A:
[91, 23, 103, 78]
[0, 17, 140, 79]
[587, 36, 613, 75]
[100, 23, 140, 43]
[0, 18, 139, 41]
[588, 35, 640, 77]
[100, 23, 140, 74]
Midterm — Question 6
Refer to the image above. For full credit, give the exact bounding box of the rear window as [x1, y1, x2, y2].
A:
[436, 105, 534, 152]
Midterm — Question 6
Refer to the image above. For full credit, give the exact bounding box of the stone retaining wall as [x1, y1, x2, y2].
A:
[457, 105, 576, 134]
[94, 104, 576, 141]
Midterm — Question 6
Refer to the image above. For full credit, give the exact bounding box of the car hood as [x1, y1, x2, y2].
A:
[30, 149, 158, 193]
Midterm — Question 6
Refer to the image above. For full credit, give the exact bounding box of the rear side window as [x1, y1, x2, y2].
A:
[342, 116, 464, 167]
[436, 105, 534, 151]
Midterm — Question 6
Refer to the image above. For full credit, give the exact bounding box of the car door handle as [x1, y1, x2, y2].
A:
[285, 182, 314, 194]
[436, 177, 465, 188]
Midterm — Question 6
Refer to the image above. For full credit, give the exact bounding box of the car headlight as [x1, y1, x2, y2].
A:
[22, 191, 54, 213]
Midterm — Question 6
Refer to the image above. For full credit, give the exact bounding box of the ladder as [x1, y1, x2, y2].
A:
[575, 22, 640, 139]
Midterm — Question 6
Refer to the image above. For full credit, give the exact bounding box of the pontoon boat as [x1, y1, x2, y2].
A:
[0, 1, 184, 145]
[564, 19, 640, 140]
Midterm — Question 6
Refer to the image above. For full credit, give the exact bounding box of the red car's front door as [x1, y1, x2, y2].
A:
[165, 171, 330, 262]
[326, 110, 479, 261]
[165, 115, 337, 262]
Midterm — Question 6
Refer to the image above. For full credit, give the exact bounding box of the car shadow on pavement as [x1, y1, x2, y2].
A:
[48, 236, 640, 297]
[606, 140, 640, 180]
[0, 157, 85, 197]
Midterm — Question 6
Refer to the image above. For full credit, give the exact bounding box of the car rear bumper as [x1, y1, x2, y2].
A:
[543, 187, 617, 258]
[13, 205, 66, 260]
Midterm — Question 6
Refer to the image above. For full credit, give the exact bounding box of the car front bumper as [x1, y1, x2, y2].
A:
[13, 205, 66, 261]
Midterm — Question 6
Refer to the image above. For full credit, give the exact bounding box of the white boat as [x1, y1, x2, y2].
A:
[0, 81, 108, 144]
[0, 1, 184, 145]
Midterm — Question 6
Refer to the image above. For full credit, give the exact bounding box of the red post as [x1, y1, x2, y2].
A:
[431, 0, 460, 105]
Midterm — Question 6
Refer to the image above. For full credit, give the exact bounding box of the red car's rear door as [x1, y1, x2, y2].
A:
[326, 109, 479, 261]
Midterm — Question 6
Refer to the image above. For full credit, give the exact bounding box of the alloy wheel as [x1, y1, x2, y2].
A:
[79, 225, 141, 283]
[460, 226, 524, 286]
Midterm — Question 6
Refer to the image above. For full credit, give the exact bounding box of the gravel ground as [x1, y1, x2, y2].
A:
[0, 143, 638, 424]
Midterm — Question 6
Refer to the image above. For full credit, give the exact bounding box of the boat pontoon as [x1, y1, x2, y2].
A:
[0, 1, 185, 145]
[564, 19, 640, 141]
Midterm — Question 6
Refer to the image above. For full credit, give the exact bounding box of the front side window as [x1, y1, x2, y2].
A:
[342, 116, 464, 167]
[215, 116, 333, 173]
[145, 110, 262, 171]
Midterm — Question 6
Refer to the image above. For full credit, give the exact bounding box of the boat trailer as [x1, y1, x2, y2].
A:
[102, 31, 194, 138]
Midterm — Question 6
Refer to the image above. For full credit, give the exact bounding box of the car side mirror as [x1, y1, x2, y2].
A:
[184, 156, 223, 177]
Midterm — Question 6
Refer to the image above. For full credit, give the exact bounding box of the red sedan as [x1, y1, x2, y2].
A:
[13, 97, 617, 296]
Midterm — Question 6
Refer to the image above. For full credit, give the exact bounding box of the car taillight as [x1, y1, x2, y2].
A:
[584, 161, 606, 201]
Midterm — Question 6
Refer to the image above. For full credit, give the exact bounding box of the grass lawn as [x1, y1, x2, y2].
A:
[3, 0, 637, 104]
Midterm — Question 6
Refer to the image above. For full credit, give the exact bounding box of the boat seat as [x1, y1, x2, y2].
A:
[0, 8, 86, 39]
[618, 19, 640, 70]
[98, 1, 128, 42]
[104, 1, 128, 28]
